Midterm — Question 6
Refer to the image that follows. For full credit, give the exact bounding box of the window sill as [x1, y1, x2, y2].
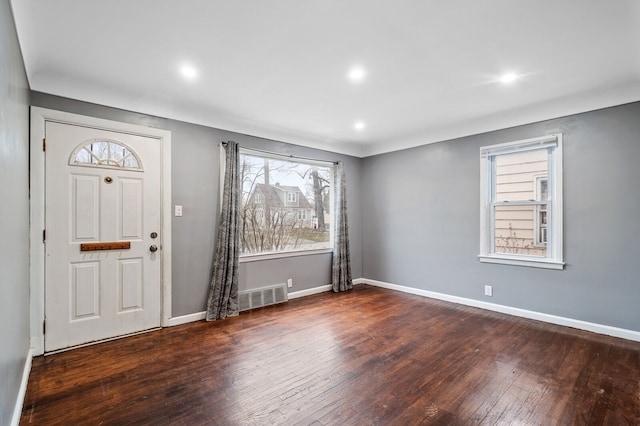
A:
[478, 255, 565, 270]
[240, 248, 333, 263]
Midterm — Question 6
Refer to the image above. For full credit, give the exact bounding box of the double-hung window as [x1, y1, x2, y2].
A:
[238, 148, 334, 259]
[479, 134, 564, 269]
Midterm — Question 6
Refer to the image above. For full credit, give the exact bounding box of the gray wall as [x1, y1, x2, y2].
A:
[30, 92, 363, 317]
[362, 101, 640, 332]
[0, 0, 31, 423]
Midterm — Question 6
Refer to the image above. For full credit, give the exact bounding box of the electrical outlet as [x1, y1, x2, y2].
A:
[174, 205, 183, 217]
[484, 285, 493, 297]
[287, 278, 293, 288]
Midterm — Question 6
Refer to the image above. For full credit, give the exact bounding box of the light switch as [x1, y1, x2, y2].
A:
[175, 205, 183, 217]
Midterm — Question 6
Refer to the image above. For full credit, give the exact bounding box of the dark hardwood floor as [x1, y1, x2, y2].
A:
[21, 285, 640, 425]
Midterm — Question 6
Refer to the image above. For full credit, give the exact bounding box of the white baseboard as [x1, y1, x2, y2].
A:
[11, 348, 33, 426]
[288, 278, 365, 299]
[166, 311, 206, 327]
[166, 278, 366, 326]
[362, 278, 640, 343]
[288, 284, 332, 299]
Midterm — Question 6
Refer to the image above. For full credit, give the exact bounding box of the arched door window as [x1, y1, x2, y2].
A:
[69, 139, 143, 171]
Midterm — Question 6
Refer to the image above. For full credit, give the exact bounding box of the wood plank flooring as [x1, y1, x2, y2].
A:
[21, 285, 640, 425]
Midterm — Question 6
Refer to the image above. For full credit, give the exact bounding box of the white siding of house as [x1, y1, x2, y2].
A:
[494, 150, 547, 256]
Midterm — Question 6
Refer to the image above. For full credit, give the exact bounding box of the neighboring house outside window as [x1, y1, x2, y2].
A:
[479, 134, 564, 269]
[534, 176, 548, 247]
[240, 150, 334, 258]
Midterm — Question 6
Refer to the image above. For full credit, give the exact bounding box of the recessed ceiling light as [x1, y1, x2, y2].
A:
[179, 63, 198, 81]
[354, 121, 365, 130]
[348, 67, 366, 83]
[499, 72, 518, 84]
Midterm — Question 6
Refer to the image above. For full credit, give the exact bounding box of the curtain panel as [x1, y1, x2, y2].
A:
[332, 161, 353, 292]
[206, 141, 240, 320]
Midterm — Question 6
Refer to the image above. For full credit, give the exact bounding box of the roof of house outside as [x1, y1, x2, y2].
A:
[254, 183, 313, 209]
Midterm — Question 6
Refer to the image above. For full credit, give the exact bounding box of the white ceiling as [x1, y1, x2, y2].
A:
[11, 0, 640, 157]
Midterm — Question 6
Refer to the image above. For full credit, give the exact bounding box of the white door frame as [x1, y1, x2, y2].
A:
[30, 107, 172, 355]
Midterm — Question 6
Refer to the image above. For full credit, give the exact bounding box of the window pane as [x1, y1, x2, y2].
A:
[91, 141, 109, 159]
[495, 149, 548, 202]
[240, 153, 333, 255]
[76, 148, 92, 164]
[539, 179, 548, 200]
[122, 155, 140, 169]
[71, 140, 141, 170]
[494, 205, 547, 256]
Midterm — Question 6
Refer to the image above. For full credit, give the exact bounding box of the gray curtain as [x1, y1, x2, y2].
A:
[332, 161, 353, 292]
[206, 141, 240, 320]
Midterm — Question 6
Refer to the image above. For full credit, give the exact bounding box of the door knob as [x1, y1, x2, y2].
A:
[149, 245, 158, 253]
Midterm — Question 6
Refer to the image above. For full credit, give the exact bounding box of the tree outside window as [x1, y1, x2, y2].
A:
[239, 151, 334, 256]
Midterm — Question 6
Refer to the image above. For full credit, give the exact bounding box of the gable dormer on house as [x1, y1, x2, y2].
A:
[249, 183, 314, 227]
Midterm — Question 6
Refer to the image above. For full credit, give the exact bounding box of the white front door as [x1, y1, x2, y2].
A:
[45, 121, 162, 352]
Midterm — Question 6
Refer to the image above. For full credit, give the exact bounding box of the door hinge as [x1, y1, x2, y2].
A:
[43, 138, 46, 152]
[43, 229, 46, 243]
[43, 320, 46, 335]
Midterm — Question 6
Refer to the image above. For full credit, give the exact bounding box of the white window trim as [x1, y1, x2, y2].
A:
[479, 133, 564, 270]
[239, 248, 333, 263]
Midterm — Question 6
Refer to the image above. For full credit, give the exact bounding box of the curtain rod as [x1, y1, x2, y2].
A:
[222, 141, 339, 166]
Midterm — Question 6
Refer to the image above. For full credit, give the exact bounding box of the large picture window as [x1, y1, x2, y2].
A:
[479, 134, 564, 269]
[239, 149, 334, 258]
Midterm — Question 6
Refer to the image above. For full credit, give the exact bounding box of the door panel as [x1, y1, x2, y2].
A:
[45, 121, 161, 352]
[119, 178, 143, 239]
[72, 174, 100, 240]
[71, 262, 100, 319]
[118, 258, 143, 311]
